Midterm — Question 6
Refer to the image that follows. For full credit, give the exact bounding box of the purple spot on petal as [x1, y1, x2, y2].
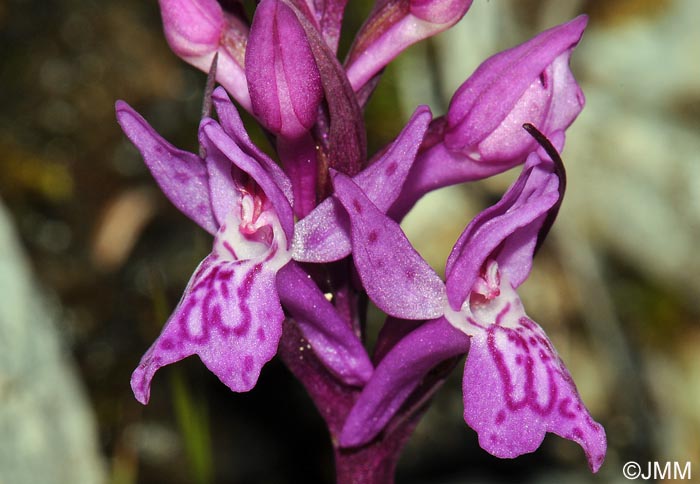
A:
[572, 427, 584, 440]
[495, 410, 506, 425]
[405, 268, 415, 281]
[368, 230, 378, 243]
[385, 161, 398, 176]
[490, 433, 498, 444]
[257, 327, 266, 342]
[539, 70, 548, 89]
[352, 199, 363, 214]
[558, 397, 576, 419]
[160, 338, 174, 350]
[243, 355, 254, 372]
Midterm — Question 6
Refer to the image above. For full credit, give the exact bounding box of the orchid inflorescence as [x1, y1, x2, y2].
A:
[117, 0, 606, 479]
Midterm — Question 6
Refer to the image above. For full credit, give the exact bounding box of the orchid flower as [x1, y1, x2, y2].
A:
[331, 133, 606, 472]
[116, 88, 383, 402]
[116, 85, 435, 401]
[390, 15, 587, 219]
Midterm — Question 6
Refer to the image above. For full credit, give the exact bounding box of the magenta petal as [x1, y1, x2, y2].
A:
[345, 0, 472, 91]
[332, 171, 447, 319]
[131, 254, 285, 404]
[292, 106, 432, 262]
[246, 0, 322, 139]
[211, 87, 294, 207]
[115, 101, 217, 235]
[200, 119, 295, 242]
[158, 0, 252, 110]
[462, 312, 606, 472]
[444, 16, 587, 162]
[445, 153, 560, 309]
[276, 262, 373, 386]
[340, 318, 469, 447]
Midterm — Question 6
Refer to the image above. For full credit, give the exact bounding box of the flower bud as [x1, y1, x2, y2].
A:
[444, 15, 587, 164]
[246, 0, 323, 139]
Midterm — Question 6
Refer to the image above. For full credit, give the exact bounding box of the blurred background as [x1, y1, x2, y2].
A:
[1, 0, 698, 482]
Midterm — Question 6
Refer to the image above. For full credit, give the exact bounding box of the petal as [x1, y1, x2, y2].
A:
[159, 0, 223, 58]
[246, 0, 323, 139]
[276, 262, 373, 386]
[345, 0, 472, 92]
[115, 101, 217, 235]
[332, 171, 447, 319]
[131, 254, 286, 403]
[292, 106, 432, 262]
[211, 87, 294, 207]
[388, 133, 517, 221]
[444, 16, 587, 158]
[460, 284, 606, 472]
[200, 119, 295, 242]
[445, 153, 560, 309]
[340, 318, 469, 447]
[158, 0, 252, 110]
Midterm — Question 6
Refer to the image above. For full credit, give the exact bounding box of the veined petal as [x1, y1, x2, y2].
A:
[115, 101, 217, 235]
[246, 0, 323, 139]
[211, 87, 294, 207]
[456, 274, 606, 472]
[276, 262, 373, 386]
[332, 171, 446, 319]
[340, 318, 469, 447]
[292, 106, 432, 262]
[200, 119, 295, 242]
[446, 153, 560, 310]
[131, 253, 287, 404]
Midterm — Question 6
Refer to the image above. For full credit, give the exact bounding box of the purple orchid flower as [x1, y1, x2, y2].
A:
[390, 15, 587, 219]
[116, 88, 382, 402]
[116, 85, 435, 402]
[331, 138, 606, 472]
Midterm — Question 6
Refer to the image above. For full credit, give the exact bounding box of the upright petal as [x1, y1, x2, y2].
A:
[292, 106, 431, 262]
[199, 119, 295, 242]
[211, 87, 294, 207]
[246, 0, 323, 139]
[340, 318, 469, 447]
[115, 101, 217, 235]
[458, 273, 606, 472]
[445, 152, 561, 310]
[332, 171, 446, 320]
[276, 262, 373, 386]
[131, 253, 286, 403]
